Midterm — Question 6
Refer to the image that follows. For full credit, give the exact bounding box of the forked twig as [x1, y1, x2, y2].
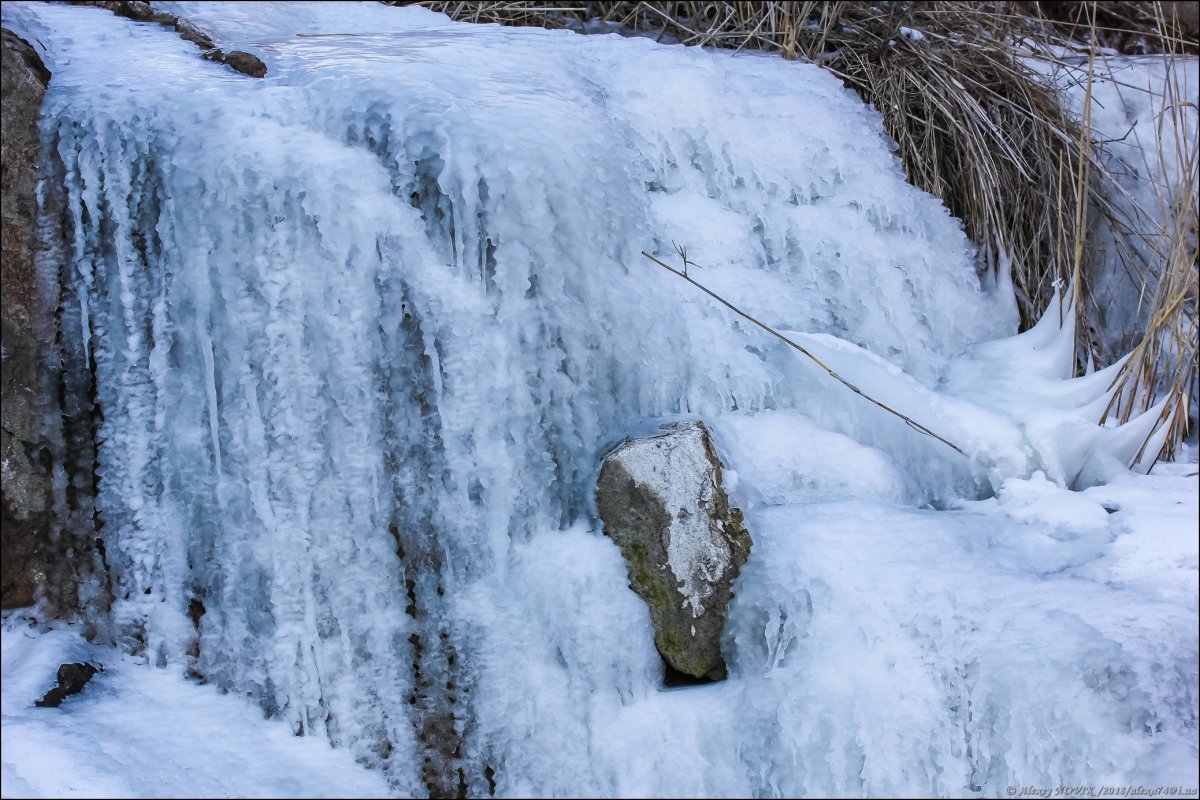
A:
[642, 250, 967, 457]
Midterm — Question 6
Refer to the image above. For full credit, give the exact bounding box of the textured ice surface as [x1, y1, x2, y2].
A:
[1, 2, 1196, 797]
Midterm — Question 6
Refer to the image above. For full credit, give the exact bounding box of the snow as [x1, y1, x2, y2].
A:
[1, 614, 392, 799]
[0, 1, 1196, 797]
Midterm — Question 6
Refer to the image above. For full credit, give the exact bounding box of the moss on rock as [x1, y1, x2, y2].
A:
[596, 421, 751, 682]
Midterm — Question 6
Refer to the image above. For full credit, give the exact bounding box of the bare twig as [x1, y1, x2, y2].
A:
[642, 250, 967, 456]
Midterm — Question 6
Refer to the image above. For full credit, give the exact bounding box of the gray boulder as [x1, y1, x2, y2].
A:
[596, 421, 751, 681]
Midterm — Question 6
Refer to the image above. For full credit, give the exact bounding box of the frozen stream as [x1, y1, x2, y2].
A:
[1, 2, 1196, 796]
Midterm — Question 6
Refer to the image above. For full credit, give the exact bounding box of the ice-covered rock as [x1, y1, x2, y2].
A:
[596, 421, 751, 681]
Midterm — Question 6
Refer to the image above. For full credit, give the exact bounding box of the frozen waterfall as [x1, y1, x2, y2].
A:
[2, 2, 1196, 797]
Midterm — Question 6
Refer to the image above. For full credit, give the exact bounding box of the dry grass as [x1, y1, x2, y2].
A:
[393, 1, 1198, 458]
[800, 4, 1096, 338]
[1096, 4, 1198, 461]
[1011, 1, 1199, 56]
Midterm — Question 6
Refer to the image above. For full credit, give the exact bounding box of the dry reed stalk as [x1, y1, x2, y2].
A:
[1098, 2, 1198, 462]
[642, 250, 967, 456]
[1070, 4, 1098, 321]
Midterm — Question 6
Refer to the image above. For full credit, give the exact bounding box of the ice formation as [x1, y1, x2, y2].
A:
[1031, 51, 1199, 364]
[1, 2, 1195, 797]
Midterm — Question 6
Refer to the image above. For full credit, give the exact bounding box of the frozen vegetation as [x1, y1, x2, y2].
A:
[0, 2, 1196, 797]
[1027, 49, 1199, 365]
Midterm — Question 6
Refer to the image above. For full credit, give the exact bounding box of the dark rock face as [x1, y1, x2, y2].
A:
[1, 29, 55, 610]
[35, 662, 100, 708]
[596, 421, 752, 682]
[2, 28, 103, 618]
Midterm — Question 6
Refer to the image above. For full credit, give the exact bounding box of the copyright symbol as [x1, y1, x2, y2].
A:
[1007, 788, 1018, 797]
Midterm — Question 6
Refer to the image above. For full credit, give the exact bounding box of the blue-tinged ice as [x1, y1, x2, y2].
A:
[1, 1, 1194, 797]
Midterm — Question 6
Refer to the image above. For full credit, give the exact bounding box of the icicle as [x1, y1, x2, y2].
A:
[991, 242, 1020, 335]
[198, 320, 223, 478]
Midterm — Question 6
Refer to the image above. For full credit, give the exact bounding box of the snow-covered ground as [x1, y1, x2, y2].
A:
[1, 614, 392, 798]
[0, 2, 1196, 797]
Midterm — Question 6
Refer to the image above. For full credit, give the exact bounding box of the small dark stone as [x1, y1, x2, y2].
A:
[35, 662, 99, 708]
[116, 1, 155, 22]
[174, 19, 215, 51]
[222, 50, 267, 78]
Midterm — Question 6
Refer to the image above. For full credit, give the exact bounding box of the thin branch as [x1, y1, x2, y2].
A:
[641, 250, 967, 457]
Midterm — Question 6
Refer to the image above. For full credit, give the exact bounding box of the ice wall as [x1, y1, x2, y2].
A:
[3, 2, 1194, 797]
